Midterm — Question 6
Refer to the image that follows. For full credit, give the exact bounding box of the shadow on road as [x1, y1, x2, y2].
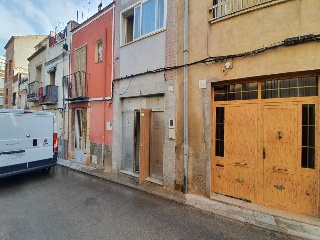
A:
[0, 167, 55, 190]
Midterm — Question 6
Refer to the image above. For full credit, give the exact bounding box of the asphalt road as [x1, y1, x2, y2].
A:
[0, 166, 293, 240]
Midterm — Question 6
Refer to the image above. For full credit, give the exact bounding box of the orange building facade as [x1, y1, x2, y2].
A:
[67, 3, 115, 169]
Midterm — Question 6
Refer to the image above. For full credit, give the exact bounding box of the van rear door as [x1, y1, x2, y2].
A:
[0, 112, 29, 174]
[26, 112, 54, 168]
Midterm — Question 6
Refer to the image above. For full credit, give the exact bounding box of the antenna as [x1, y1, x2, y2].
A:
[88, 1, 90, 19]
[98, 0, 102, 11]
[82, 5, 84, 21]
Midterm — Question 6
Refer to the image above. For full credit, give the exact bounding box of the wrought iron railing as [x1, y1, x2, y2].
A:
[49, 28, 67, 47]
[27, 81, 42, 101]
[210, 0, 280, 20]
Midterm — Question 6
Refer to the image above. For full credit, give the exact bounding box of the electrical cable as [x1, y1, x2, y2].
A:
[113, 33, 320, 82]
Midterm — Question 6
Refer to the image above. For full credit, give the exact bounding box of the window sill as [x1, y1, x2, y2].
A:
[121, 28, 166, 48]
[209, 0, 291, 24]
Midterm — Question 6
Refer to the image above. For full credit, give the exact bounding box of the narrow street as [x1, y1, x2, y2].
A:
[0, 166, 293, 240]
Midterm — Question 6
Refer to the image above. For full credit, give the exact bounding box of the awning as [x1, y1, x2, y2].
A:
[47, 65, 57, 74]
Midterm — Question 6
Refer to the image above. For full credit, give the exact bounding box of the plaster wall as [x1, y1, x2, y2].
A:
[113, 0, 178, 188]
[186, 0, 320, 195]
[119, 32, 166, 77]
[113, 76, 176, 187]
[71, 7, 114, 98]
[28, 49, 46, 84]
[14, 36, 46, 74]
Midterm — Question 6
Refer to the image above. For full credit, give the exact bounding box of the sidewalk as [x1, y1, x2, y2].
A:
[58, 159, 320, 240]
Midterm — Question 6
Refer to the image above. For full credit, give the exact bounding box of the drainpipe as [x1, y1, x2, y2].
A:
[62, 50, 66, 158]
[183, 0, 189, 194]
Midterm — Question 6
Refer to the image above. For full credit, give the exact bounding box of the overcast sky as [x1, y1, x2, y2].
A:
[0, 0, 113, 56]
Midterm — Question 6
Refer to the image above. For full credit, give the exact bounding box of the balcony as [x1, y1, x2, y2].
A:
[49, 28, 67, 47]
[27, 81, 42, 102]
[39, 85, 59, 105]
[210, 0, 282, 21]
[64, 71, 88, 102]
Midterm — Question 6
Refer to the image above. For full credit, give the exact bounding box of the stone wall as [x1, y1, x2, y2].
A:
[90, 142, 112, 171]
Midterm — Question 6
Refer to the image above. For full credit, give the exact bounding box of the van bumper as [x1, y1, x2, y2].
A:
[0, 158, 56, 178]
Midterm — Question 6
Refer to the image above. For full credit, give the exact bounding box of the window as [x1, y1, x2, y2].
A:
[211, 0, 282, 20]
[214, 82, 258, 101]
[96, 39, 103, 63]
[5, 88, 8, 104]
[12, 92, 16, 106]
[36, 65, 42, 82]
[50, 72, 56, 85]
[8, 60, 12, 76]
[302, 104, 315, 169]
[215, 107, 224, 157]
[262, 77, 318, 99]
[122, 0, 165, 44]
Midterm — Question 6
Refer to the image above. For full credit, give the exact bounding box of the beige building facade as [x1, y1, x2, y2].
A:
[4, 35, 46, 109]
[112, 0, 179, 187]
[183, 0, 320, 217]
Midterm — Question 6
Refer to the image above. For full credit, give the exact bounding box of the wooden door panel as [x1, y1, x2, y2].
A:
[212, 164, 226, 194]
[139, 109, 151, 184]
[219, 104, 257, 200]
[226, 165, 255, 201]
[299, 174, 318, 216]
[263, 171, 295, 205]
[263, 105, 298, 207]
[225, 105, 258, 166]
[263, 106, 297, 173]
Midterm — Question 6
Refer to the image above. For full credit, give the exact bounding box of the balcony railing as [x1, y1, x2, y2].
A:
[27, 81, 42, 102]
[39, 85, 59, 105]
[210, 0, 280, 20]
[64, 71, 88, 101]
[49, 28, 67, 47]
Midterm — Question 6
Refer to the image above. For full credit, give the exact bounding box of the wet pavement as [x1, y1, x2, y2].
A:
[0, 166, 294, 240]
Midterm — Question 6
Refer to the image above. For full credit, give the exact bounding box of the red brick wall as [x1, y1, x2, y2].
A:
[4, 39, 14, 108]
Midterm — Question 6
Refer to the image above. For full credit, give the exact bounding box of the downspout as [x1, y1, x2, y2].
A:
[62, 50, 66, 159]
[183, 0, 189, 194]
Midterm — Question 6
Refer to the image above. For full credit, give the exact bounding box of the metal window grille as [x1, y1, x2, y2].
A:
[210, 0, 279, 20]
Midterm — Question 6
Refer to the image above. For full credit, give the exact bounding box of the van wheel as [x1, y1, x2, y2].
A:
[42, 168, 51, 174]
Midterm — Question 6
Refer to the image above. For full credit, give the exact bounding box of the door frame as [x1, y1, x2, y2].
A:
[212, 94, 320, 216]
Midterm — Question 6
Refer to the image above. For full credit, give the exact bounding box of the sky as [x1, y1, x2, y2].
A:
[0, 0, 113, 56]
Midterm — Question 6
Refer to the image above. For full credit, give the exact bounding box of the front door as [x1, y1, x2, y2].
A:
[212, 104, 258, 201]
[139, 109, 151, 184]
[74, 108, 87, 163]
[262, 105, 298, 209]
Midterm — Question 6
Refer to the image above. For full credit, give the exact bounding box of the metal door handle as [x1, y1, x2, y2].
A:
[278, 130, 283, 139]
[235, 162, 247, 167]
[273, 167, 288, 172]
[274, 184, 285, 190]
[236, 178, 245, 183]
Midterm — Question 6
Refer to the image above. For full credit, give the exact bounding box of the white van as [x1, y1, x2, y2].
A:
[0, 109, 58, 178]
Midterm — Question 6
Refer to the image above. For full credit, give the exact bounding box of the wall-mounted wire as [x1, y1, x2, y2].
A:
[113, 33, 320, 82]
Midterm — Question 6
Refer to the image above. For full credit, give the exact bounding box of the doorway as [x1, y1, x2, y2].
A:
[122, 108, 164, 184]
[74, 108, 87, 163]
